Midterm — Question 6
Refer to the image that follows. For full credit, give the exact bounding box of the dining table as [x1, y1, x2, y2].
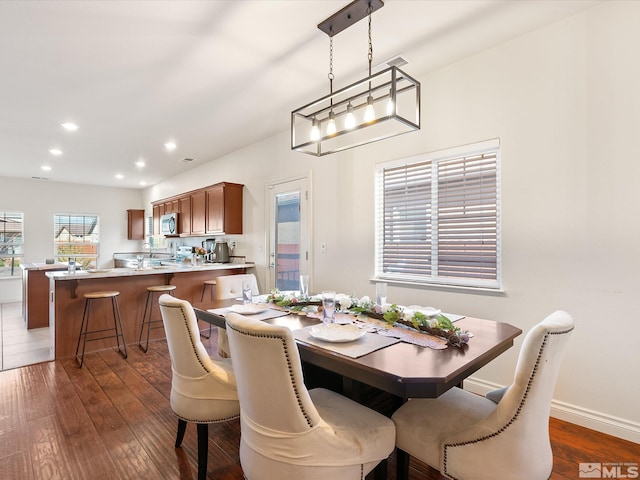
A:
[193, 298, 523, 403]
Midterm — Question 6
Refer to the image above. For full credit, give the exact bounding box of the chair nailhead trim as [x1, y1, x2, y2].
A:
[228, 323, 316, 428]
[164, 304, 210, 374]
[442, 326, 574, 480]
[175, 412, 239, 424]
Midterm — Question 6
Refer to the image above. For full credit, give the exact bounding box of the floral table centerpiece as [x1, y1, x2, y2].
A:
[267, 289, 469, 348]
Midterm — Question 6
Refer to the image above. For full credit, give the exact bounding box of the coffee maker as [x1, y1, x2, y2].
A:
[202, 238, 216, 262]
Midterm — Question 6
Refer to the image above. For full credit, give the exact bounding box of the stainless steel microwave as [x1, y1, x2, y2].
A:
[161, 213, 178, 235]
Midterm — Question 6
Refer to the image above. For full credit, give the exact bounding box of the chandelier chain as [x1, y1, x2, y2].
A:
[328, 35, 334, 93]
[367, 4, 373, 76]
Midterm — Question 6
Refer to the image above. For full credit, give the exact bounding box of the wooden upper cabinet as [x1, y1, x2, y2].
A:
[178, 196, 191, 235]
[166, 200, 179, 213]
[151, 182, 243, 236]
[127, 209, 145, 240]
[206, 182, 243, 234]
[152, 204, 161, 235]
[190, 190, 206, 235]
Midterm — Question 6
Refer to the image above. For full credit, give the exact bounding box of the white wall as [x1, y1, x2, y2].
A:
[142, 1, 640, 442]
[0, 177, 145, 301]
[2, 1, 636, 442]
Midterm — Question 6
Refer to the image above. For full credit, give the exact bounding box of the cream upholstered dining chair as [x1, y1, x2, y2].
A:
[158, 294, 240, 480]
[214, 273, 259, 357]
[225, 311, 396, 480]
[391, 310, 574, 480]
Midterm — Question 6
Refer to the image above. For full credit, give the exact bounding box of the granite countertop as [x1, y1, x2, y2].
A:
[21, 262, 69, 271]
[46, 262, 254, 280]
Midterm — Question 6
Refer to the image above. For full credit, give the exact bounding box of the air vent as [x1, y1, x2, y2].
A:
[387, 55, 409, 68]
[31, 176, 49, 180]
[180, 158, 194, 164]
[373, 53, 410, 72]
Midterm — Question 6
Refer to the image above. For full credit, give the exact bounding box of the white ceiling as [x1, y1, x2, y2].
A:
[0, 0, 600, 189]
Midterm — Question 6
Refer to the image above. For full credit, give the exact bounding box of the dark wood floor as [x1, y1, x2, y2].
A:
[0, 333, 637, 479]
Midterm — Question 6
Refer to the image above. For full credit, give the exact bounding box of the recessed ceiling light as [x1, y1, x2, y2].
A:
[115, 174, 124, 179]
[41, 165, 52, 171]
[164, 141, 177, 151]
[139, 181, 147, 186]
[61, 122, 79, 131]
[49, 148, 62, 156]
[135, 160, 146, 168]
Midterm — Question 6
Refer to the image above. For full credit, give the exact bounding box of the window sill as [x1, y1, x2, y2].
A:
[370, 277, 505, 296]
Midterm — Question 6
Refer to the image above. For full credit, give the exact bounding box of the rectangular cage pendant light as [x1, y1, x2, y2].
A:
[292, 66, 420, 156]
[291, 0, 421, 156]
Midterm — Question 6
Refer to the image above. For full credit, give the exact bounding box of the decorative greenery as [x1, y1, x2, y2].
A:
[266, 289, 469, 347]
[266, 289, 320, 310]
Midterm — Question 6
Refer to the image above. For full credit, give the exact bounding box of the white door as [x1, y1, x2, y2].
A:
[266, 176, 310, 293]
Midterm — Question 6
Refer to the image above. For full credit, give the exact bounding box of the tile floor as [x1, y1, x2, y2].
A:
[0, 301, 52, 371]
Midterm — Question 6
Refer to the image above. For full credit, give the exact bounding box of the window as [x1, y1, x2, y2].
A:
[54, 214, 99, 269]
[0, 212, 24, 278]
[375, 139, 500, 289]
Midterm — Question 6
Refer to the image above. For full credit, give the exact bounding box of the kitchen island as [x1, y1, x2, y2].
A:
[46, 262, 253, 359]
[21, 262, 68, 329]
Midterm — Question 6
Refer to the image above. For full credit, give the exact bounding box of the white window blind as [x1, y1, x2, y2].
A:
[376, 140, 500, 289]
[54, 214, 100, 269]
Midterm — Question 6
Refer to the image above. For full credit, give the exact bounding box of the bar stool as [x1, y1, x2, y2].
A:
[138, 284, 177, 352]
[200, 279, 216, 339]
[75, 291, 127, 368]
[200, 279, 217, 302]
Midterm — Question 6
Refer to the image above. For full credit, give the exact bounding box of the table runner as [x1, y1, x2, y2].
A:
[294, 327, 400, 358]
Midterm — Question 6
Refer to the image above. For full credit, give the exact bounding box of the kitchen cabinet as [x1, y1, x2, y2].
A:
[152, 204, 160, 235]
[206, 182, 243, 234]
[151, 181, 243, 236]
[190, 190, 206, 235]
[179, 195, 191, 234]
[152, 203, 166, 235]
[127, 209, 145, 240]
[165, 200, 179, 213]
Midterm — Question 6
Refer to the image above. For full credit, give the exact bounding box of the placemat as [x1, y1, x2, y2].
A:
[294, 327, 400, 359]
[207, 307, 290, 322]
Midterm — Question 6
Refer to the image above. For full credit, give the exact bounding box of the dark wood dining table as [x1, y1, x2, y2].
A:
[194, 299, 522, 402]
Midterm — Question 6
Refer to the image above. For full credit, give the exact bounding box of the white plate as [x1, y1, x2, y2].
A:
[228, 304, 269, 315]
[408, 305, 441, 317]
[309, 324, 367, 343]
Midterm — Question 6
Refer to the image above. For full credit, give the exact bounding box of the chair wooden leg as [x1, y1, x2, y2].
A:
[175, 419, 187, 448]
[197, 423, 209, 480]
[373, 459, 387, 479]
[396, 448, 410, 480]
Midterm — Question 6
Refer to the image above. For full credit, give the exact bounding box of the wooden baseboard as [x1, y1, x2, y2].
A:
[464, 377, 640, 444]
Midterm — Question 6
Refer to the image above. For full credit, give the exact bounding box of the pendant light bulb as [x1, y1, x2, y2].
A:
[364, 95, 376, 123]
[386, 89, 394, 116]
[310, 117, 320, 141]
[345, 103, 356, 130]
[327, 111, 337, 136]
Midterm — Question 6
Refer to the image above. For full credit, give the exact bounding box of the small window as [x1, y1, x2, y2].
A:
[0, 212, 24, 278]
[375, 139, 501, 289]
[54, 214, 100, 270]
